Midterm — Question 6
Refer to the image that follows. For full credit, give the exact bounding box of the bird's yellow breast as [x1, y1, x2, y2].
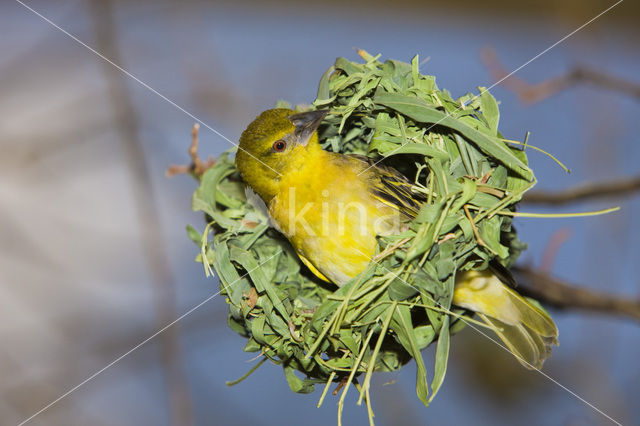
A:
[268, 148, 401, 285]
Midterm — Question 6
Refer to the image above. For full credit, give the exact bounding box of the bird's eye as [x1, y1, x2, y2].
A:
[272, 139, 287, 152]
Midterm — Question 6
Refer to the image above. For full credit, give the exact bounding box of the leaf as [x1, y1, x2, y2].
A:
[250, 315, 268, 345]
[478, 215, 509, 259]
[392, 304, 429, 405]
[506, 147, 532, 198]
[421, 292, 443, 333]
[356, 302, 389, 325]
[244, 337, 261, 353]
[228, 315, 248, 336]
[316, 65, 335, 102]
[192, 161, 241, 228]
[186, 224, 201, 244]
[451, 178, 477, 213]
[212, 239, 242, 305]
[374, 138, 449, 161]
[429, 315, 450, 402]
[479, 87, 500, 133]
[283, 365, 316, 394]
[414, 325, 436, 349]
[229, 246, 290, 322]
[374, 92, 533, 180]
[335, 57, 363, 76]
[388, 277, 419, 300]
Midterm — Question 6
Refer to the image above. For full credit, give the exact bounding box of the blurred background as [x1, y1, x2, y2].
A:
[1, 0, 639, 425]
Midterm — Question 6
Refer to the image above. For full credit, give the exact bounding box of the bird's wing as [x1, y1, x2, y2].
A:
[350, 155, 519, 288]
[349, 154, 426, 219]
[298, 253, 331, 283]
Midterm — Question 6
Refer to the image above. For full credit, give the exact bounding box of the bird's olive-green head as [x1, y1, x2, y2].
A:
[235, 108, 328, 202]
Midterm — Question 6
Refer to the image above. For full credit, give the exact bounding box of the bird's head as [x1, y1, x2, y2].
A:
[235, 108, 328, 202]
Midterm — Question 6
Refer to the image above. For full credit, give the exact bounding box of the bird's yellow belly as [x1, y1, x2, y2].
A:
[269, 163, 401, 286]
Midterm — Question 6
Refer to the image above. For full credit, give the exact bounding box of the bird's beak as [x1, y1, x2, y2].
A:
[288, 110, 329, 146]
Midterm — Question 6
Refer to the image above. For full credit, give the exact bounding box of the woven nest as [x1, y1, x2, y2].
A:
[189, 51, 533, 418]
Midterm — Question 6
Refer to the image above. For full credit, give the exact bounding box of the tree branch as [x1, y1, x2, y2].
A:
[481, 47, 640, 104]
[513, 266, 640, 322]
[89, 2, 193, 425]
[523, 176, 640, 205]
[166, 123, 215, 178]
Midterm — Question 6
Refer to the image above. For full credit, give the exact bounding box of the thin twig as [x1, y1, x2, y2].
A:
[373, 237, 410, 261]
[523, 176, 640, 205]
[166, 123, 215, 178]
[481, 47, 640, 104]
[539, 228, 572, 272]
[463, 204, 487, 248]
[89, 2, 193, 425]
[514, 266, 640, 322]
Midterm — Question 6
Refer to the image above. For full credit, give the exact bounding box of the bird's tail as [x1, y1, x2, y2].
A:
[453, 270, 559, 369]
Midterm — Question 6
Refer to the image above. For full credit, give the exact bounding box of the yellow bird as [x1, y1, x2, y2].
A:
[235, 108, 558, 369]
